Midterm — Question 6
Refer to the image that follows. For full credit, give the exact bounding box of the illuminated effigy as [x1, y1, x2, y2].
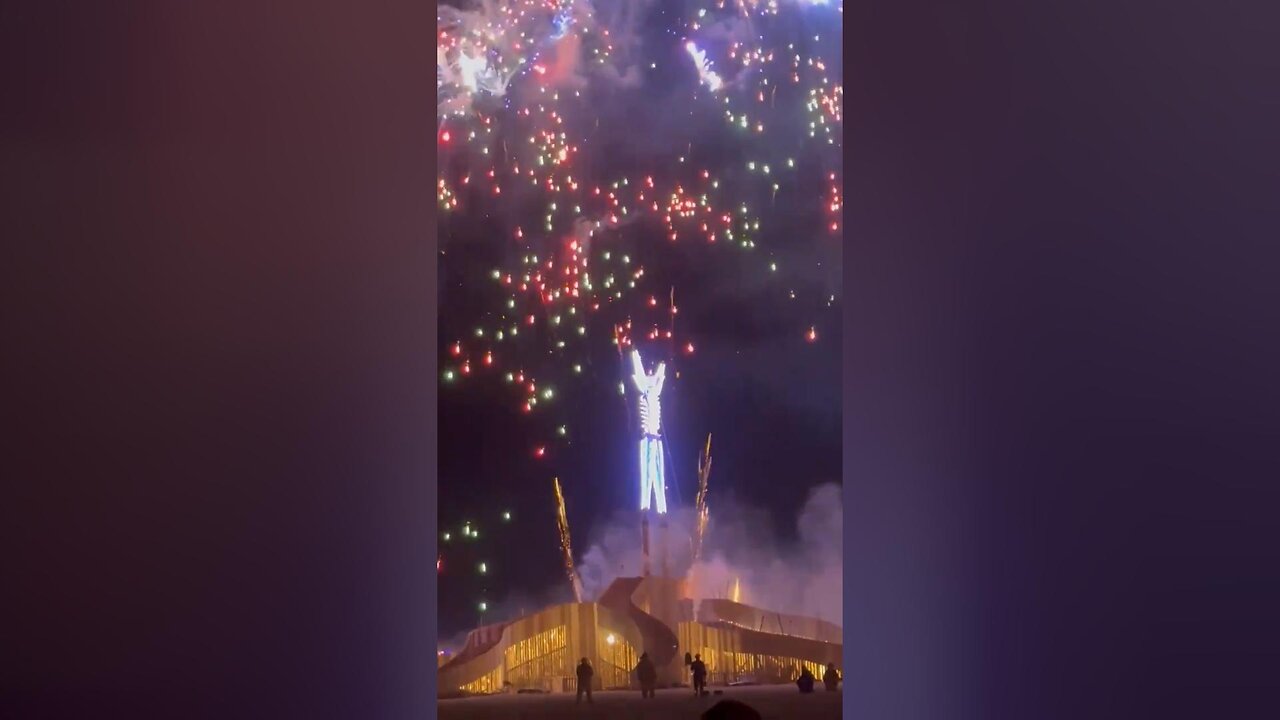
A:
[631, 349, 668, 515]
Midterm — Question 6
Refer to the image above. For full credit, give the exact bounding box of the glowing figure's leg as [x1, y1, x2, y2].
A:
[639, 438, 652, 511]
[650, 438, 659, 511]
[653, 439, 668, 514]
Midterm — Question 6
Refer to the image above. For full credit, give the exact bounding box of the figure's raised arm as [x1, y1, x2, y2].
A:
[653, 362, 666, 394]
[630, 350, 647, 389]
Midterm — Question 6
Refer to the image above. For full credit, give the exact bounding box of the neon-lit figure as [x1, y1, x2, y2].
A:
[631, 349, 668, 514]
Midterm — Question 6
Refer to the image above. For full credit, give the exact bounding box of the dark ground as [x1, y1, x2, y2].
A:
[438, 685, 842, 720]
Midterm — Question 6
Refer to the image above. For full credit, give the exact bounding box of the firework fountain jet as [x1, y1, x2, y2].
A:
[692, 434, 712, 562]
[631, 349, 667, 577]
[553, 477, 584, 603]
[686, 433, 713, 593]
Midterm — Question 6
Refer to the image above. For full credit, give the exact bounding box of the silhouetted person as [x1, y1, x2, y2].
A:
[635, 652, 657, 698]
[690, 653, 708, 696]
[796, 666, 815, 694]
[823, 663, 841, 691]
[576, 657, 594, 704]
[702, 698, 764, 720]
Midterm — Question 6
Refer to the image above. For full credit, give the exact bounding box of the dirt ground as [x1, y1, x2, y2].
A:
[438, 684, 844, 720]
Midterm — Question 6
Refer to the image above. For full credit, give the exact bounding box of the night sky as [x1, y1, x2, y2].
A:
[437, 0, 843, 638]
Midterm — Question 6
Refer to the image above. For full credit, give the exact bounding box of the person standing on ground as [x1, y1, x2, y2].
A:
[796, 666, 815, 694]
[575, 657, 594, 704]
[823, 663, 840, 691]
[635, 652, 657, 698]
[690, 653, 708, 696]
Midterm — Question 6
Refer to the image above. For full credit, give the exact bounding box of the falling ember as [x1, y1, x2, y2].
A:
[451, 342, 461, 357]
[685, 342, 695, 354]
[806, 327, 818, 342]
[534, 446, 546, 458]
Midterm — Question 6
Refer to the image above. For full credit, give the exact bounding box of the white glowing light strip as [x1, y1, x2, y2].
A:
[684, 42, 724, 92]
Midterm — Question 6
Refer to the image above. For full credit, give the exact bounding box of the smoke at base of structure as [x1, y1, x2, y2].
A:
[578, 482, 843, 625]
[457, 483, 844, 647]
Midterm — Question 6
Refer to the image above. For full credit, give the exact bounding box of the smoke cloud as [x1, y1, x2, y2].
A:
[577, 482, 843, 625]
[439, 0, 657, 118]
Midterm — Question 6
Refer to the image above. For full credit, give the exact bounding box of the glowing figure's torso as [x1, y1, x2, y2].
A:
[636, 380, 662, 436]
[631, 351, 665, 437]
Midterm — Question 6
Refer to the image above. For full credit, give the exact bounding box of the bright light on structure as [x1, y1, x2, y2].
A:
[631, 350, 668, 514]
[606, 633, 616, 646]
[684, 42, 724, 92]
[457, 52, 486, 92]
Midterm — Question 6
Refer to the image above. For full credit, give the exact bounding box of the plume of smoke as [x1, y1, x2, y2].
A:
[576, 482, 843, 625]
[437, 0, 543, 118]
[438, 0, 657, 119]
[597, 63, 643, 89]
[474, 584, 577, 636]
[537, 33, 589, 91]
[438, 629, 472, 656]
[524, 0, 654, 93]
